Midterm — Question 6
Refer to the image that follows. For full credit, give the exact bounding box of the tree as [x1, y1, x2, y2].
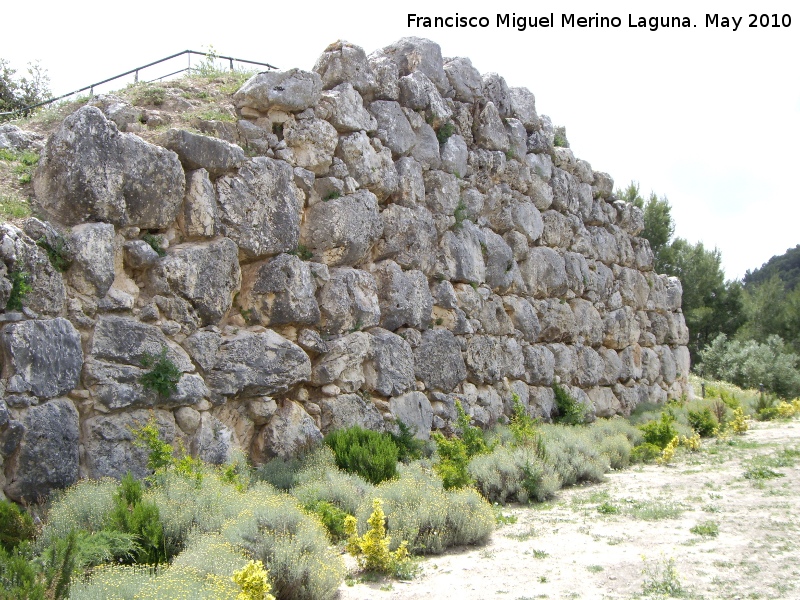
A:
[739, 274, 800, 353]
[0, 58, 51, 118]
[616, 181, 675, 265]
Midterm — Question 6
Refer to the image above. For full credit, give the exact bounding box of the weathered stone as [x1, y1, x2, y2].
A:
[0, 223, 66, 317]
[477, 294, 515, 335]
[405, 110, 441, 168]
[587, 387, 622, 418]
[444, 57, 482, 102]
[161, 128, 245, 176]
[574, 345, 604, 387]
[598, 347, 623, 385]
[382, 37, 450, 95]
[82, 410, 175, 479]
[240, 254, 319, 326]
[393, 157, 425, 206]
[321, 393, 385, 432]
[549, 343, 578, 383]
[368, 53, 400, 101]
[1, 318, 82, 399]
[335, 131, 398, 200]
[0, 123, 44, 151]
[437, 220, 485, 284]
[503, 296, 541, 342]
[174, 406, 202, 434]
[529, 386, 556, 420]
[317, 268, 381, 336]
[374, 204, 437, 274]
[180, 169, 218, 238]
[673, 346, 690, 380]
[604, 307, 642, 350]
[509, 87, 539, 130]
[474, 102, 509, 152]
[569, 299, 604, 347]
[481, 228, 519, 292]
[149, 237, 240, 326]
[67, 222, 115, 297]
[535, 299, 577, 343]
[640, 347, 661, 383]
[283, 117, 339, 175]
[440, 134, 468, 177]
[313, 41, 377, 95]
[311, 332, 371, 392]
[317, 83, 376, 133]
[520, 247, 568, 298]
[424, 170, 460, 216]
[234, 69, 323, 113]
[253, 400, 322, 460]
[373, 261, 432, 331]
[205, 329, 311, 398]
[33, 106, 184, 228]
[4, 399, 79, 502]
[124, 240, 159, 269]
[482, 73, 512, 118]
[465, 335, 524, 384]
[389, 391, 433, 440]
[666, 277, 683, 311]
[364, 328, 416, 397]
[399, 72, 452, 124]
[505, 119, 528, 160]
[181, 329, 222, 372]
[191, 413, 233, 465]
[414, 329, 467, 392]
[247, 397, 278, 425]
[301, 190, 383, 267]
[216, 157, 301, 260]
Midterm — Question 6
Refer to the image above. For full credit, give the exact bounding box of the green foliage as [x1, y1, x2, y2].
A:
[345, 498, 412, 577]
[323, 191, 340, 201]
[132, 85, 166, 107]
[36, 235, 69, 272]
[0, 542, 46, 599]
[133, 420, 175, 472]
[389, 421, 425, 462]
[139, 347, 182, 398]
[552, 383, 587, 425]
[0, 58, 51, 118]
[690, 520, 719, 537]
[552, 126, 569, 148]
[744, 244, 800, 292]
[453, 199, 468, 229]
[12, 150, 38, 183]
[699, 333, 800, 398]
[109, 474, 165, 564]
[292, 456, 374, 517]
[508, 393, 539, 445]
[641, 555, 684, 597]
[468, 446, 560, 504]
[639, 413, 679, 449]
[5, 269, 31, 311]
[142, 233, 166, 257]
[436, 122, 455, 145]
[304, 500, 350, 542]
[0, 501, 35, 552]
[739, 273, 800, 354]
[433, 401, 492, 489]
[232, 560, 276, 600]
[39, 479, 118, 547]
[289, 244, 313, 261]
[255, 455, 305, 491]
[687, 408, 717, 437]
[324, 426, 399, 485]
[538, 425, 609, 486]
[631, 443, 662, 463]
[0, 194, 31, 219]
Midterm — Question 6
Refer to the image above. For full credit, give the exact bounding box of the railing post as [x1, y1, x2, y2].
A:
[90, 86, 94, 97]
[134, 69, 139, 84]
[230, 58, 234, 71]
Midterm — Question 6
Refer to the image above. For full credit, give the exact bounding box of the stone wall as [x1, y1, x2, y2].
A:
[0, 37, 690, 502]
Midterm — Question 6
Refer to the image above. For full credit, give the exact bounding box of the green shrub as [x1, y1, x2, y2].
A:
[639, 412, 679, 449]
[588, 418, 643, 447]
[254, 454, 308, 491]
[292, 466, 373, 517]
[687, 408, 717, 437]
[0, 543, 46, 600]
[453, 199, 468, 229]
[357, 464, 493, 555]
[36, 236, 70, 272]
[39, 479, 118, 547]
[0, 194, 31, 219]
[389, 421, 425, 462]
[436, 122, 455, 145]
[553, 383, 587, 425]
[509, 393, 540, 446]
[631, 443, 662, 463]
[109, 474, 165, 564]
[597, 434, 633, 470]
[304, 500, 350, 542]
[141, 233, 166, 257]
[539, 425, 609, 486]
[5, 270, 31, 311]
[0, 500, 35, 552]
[139, 348, 182, 399]
[468, 446, 560, 504]
[324, 426, 399, 485]
[223, 487, 345, 600]
[432, 431, 471, 490]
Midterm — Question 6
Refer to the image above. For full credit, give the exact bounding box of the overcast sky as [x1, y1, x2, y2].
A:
[3, 0, 797, 280]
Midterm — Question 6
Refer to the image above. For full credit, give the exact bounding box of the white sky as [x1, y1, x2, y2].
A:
[3, 0, 798, 280]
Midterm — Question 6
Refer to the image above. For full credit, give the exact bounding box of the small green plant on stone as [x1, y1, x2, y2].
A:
[132, 419, 174, 472]
[389, 421, 424, 462]
[553, 126, 569, 148]
[509, 393, 540, 447]
[5, 269, 32, 311]
[504, 149, 516, 161]
[289, 244, 313, 261]
[436, 122, 455, 145]
[453, 199, 468, 229]
[323, 191, 341, 201]
[36, 235, 70, 272]
[139, 347, 182, 398]
[552, 382, 587, 426]
[142, 233, 166, 257]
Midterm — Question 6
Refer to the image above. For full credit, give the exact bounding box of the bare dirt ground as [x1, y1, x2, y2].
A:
[339, 421, 800, 600]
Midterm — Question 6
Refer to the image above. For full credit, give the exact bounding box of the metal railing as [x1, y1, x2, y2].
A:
[0, 50, 278, 119]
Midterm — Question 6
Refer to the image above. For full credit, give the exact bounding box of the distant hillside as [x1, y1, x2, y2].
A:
[743, 244, 800, 290]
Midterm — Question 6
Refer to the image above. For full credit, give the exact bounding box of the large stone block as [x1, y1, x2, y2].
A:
[160, 128, 245, 176]
[389, 391, 433, 440]
[234, 69, 323, 113]
[252, 400, 322, 461]
[240, 254, 320, 326]
[413, 329, 466, 392]
[373, 261, 432, 331]
[317, 268, 381, 335]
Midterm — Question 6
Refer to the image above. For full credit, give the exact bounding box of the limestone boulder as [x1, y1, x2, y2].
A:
[1, 318, 82, 399]
[503, 296, 541, 343]
[393, 157, 425, 206]
[482, 73, 512, 118]
[389, 391, 434, 440]
[205, 330, 311, 398]
[465, 335, 524, 384]
[509, 87, 540, 130]
[437, 220, 485, 284]
[520, 247, 568, 298]
[311, 332, 371, 392]
[574, 345, 605, 387]
[381, 37, 450, 95]
[569, 299, 604, 347]
[335, 131, 398, 200]
[33, 106, 185, 228]
[369, 101, 415, 157]
[66, 222, 115, 297]
[313, 40, 377, 95]
[373, 261, 432, 331]
[474, 102, 509, 152]
[398, 72, 451, 123]
[317, 83, 376, 133]
[240, 254, 319, 326]
[374, 204, 437, 274]
[161, 128, 245, 176]
[440, 134, 468, 177]
[283, 117, 339, 175]
[364, 328, 416, 397]
[216, 157, 302, 260]
[191, 413, 234, 465]
[368, 53, 400, 101]
[321, 393, 385, 433]
[587, 387, 622, 418]
[535, 299, 577, 343]
[317, 267, 381, 335]
[0, 123, 44, 152]
[180, 169, 218, 238]
[253, 400, 322, 460]
[149, 237, 241, 326]
[604, 307, 642, 350]
[301, 190, 383, 267]
[234, 69, 322, 113]
[414, 329, 467, 392]
[444, 57, 482, 102]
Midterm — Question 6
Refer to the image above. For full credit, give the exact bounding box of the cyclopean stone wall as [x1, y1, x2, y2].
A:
[0, 37, 690, 502]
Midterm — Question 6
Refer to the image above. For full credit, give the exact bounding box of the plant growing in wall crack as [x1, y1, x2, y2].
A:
[139, 347, 182, 398]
